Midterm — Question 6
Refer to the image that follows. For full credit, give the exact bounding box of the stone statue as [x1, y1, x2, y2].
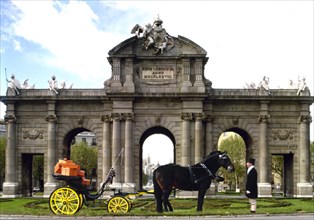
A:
[258, 76, 271, 95]
[244, 82, 257, 89]
[60, 81, 73, 89]
[48, 75, 58, 94]
[131, 15, 174, 54]
[297, 76, 308, 96]
[7, 74, 21, 95]
[288, 79, 296, 89]
[22, 79, 35, 89]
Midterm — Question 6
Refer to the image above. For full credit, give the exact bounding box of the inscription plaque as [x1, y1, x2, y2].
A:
[142, 67, 174, 80]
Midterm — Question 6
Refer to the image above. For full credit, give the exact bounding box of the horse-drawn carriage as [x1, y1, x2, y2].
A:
[49, 159, 152, 215]
[49, 150, 234, 215]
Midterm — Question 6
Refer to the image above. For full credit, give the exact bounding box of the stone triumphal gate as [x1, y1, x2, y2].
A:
[1, 17, 313, 198]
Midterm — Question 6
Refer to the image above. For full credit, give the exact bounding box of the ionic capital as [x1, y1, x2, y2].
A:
[205, 115, 214, 122]
[181, 112, 193, 121]
[193, 113, 205, 121]
[258, 114, 270, 123]
[123, 113, 134, 121]
[298, 115, 312, 124]
[111, 113, 123, 121]
[4, 114, 17, 123]
[45, 114, 57, 123]
[101, 114, 112, 123]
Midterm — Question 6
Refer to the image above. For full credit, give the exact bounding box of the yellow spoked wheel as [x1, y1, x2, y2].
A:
[107, 196, 130, 213]
[49, 187, 81, 215]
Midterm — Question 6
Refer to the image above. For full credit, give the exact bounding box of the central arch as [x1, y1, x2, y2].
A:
[139, 126, 176, 189]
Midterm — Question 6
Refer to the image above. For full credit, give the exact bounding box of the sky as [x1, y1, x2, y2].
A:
[0, 0, 313, 144]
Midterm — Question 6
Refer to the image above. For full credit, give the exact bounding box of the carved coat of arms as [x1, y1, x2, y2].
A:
[131, 15, 174, 54]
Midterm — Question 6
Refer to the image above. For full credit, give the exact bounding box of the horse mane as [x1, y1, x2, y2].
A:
[202, 150, 222, 161]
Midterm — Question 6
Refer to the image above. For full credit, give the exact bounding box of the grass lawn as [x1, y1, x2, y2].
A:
[0, 196, 313, 217]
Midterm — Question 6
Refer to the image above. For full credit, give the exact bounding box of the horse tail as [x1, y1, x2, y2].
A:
[153, 168, 163, 212]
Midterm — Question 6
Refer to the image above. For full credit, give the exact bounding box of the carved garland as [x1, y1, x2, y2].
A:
[22, 129, 44, 140]
[271, 129, 295, 140]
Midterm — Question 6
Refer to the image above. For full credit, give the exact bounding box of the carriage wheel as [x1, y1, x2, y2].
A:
[49, 187, 81, 215]
[107, 196, 130, 213]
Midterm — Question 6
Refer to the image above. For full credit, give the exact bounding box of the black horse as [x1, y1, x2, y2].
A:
[153, 150, 235, 212]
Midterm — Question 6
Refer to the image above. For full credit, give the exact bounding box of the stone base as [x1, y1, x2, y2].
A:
[296, 182, 313, 198]
[43, 182, 58, 198]
[108, 182, 135, 194]
[206, 184, 217, 196]
[176, 190, 198, 198]
[258, 183, 272, 197]
[2, 182, 20, 198]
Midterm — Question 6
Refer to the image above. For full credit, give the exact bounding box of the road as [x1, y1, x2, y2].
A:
[1, 214, 313, 220]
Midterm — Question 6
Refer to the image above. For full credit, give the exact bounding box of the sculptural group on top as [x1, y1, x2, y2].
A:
[131, 15, 174, 54]
[6, 74, 73, 95]
[244, 75, 309, 96]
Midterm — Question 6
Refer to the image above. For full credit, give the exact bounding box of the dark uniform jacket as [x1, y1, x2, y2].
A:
[245, 166, 258, 198]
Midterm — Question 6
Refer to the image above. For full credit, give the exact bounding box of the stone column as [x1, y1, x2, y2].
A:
[181, 113, 192, 165]
[257, 102, 272, 197]
[111, 113, 122, 184]
[2, 114, 19, 197]
[194, 113, 204, 163]
[123, 113, 135, 192]
[205, 115, 214, 155]
[101, 115, 112, 185]
[297, 114, 313, 197]
[44, 113, 57, 197]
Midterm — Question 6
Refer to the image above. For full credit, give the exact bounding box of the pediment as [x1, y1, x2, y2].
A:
[108, 35, 207, 58]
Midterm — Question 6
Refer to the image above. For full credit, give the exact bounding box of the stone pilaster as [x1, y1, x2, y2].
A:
[124, 58, 135, 92]
[44, 113, 57, 197]
[181, 113, 193, 165]
[193, 58, 205, 92]
[112, 58, 122, 87]
[181, 59, 192, 92]
[257, 103, 272, 197]
[2, 114, 19, 198]
[297, 114, 313, 197]
[101, 115, 112, 185]
[194, 113, 204, 163]
[111, 113, 123, 184]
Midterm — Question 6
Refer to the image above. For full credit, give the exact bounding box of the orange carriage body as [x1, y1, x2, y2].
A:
[54, 158, 90, 186]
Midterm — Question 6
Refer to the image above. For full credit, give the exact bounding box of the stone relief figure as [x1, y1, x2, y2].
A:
[48, 75, 58, 94]
[258, 76, 271, 95]
[131, 15, 174, 54]
[7, 74, 21, 95]
[297, 76, 308, 96]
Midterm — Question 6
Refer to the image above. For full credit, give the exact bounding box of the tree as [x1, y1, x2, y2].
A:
[272, 155, 283, 178]
[70, 142, 97, 179]
[0, 137, 6, 190]
[33, 155, 44, 190]
[218, 132, 246, 191]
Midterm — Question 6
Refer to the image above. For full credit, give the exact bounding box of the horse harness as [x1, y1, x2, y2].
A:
[188, 163, 215, 184]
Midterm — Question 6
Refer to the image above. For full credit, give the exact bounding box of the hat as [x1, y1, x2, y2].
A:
[248, 158, 255, 165]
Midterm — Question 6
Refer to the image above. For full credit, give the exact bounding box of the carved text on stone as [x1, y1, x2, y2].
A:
[142, 67, 174, 80]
